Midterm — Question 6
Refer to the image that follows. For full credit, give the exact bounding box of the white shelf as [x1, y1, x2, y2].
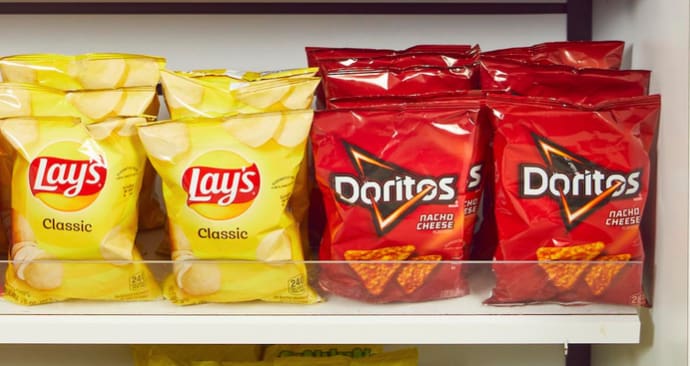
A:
[0, 291, 640, 344]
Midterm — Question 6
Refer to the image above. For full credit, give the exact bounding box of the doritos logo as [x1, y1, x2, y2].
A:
[520, 134, 642, 229]
[330, 143, 457, 235]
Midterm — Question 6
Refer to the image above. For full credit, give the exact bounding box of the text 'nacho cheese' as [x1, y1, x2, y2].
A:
[0, 117, 160, 304]
[138, 110, 319, 304]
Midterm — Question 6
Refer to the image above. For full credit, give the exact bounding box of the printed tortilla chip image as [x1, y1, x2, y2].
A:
[344, 245, 415, 296]
[396, 254, 442, 294]
[585, 253, 632, 296]
[536, 242, 605, 291]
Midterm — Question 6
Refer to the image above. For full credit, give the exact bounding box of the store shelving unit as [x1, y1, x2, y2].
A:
[0, 1, 686, 366]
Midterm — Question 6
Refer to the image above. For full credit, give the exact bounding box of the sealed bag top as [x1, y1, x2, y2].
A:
[0, 53, 166, 90]
[160, 70, 320, 119]
[482, 40, 625, 69]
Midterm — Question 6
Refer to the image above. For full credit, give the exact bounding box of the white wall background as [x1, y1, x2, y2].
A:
[591, 0, 690, 364]
[0, 14, 565, 71]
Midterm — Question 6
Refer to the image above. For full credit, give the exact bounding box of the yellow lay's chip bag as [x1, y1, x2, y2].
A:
[138, 110, 319, 304]
[159, 70, 319, 257]
[263, 345, 383, 360]
[160, 70, 320, 119]
[0, 53, 165, 90]
[227, 349, 417, 366]
[1, 116, 160, 304]
[0, 83, 158, 122]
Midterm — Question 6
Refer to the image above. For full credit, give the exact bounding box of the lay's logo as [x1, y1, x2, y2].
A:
[29, 155, 107, 211]
[181, 151, 261, 220]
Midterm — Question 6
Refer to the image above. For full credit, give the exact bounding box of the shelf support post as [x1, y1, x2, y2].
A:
[566, 0, 593, 40]
[565, 343, 591, 366]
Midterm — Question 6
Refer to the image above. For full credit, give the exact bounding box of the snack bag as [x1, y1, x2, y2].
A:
[132, 345, 263, 366]
[1, 117, 160, 304]
[472, 59, 650, 261]
[486, 95, 660, 305]
[138, 110, 319, 304]
[482, 40, 624, 69]
[160, 70, 320, 119]
[312, 106, 485, 302]
[479, 57, 650, 105]
[263, 345, 383, 360]
[0, 54, 166, 231]
[159, 70, 320, 256]
[0, 53, 165, 90]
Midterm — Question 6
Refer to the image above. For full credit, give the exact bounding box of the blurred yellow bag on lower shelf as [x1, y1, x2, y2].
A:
[132, 345, 263, 366]
[224, 348, 418, 366]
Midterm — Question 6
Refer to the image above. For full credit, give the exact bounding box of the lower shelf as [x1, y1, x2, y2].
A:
[0, 284, 640, 344]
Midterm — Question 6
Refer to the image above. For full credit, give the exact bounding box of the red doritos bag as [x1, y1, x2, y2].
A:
[480, 57, 649, 105]
[312, 105, 486, 302]
[482, 40, 624, 69]
[486, 94, 659, 305]
[471, 58, 651, 261]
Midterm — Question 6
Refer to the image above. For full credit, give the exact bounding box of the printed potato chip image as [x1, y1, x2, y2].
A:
[0, 83, 158, 123]
[138, 110, 319, 304]
[0, 53, 165, 90]
[585, 253, 631, 295]
[344, 246, 415, 296]
[536, 242, 605, 291]
[160, 70, 320, 119]
[0, 116, 160, 304]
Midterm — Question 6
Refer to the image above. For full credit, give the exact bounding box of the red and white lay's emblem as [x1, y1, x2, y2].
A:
[181, 161, 260, 220]
[29, 156, 107, 211]
[30, 156, 107, 197]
